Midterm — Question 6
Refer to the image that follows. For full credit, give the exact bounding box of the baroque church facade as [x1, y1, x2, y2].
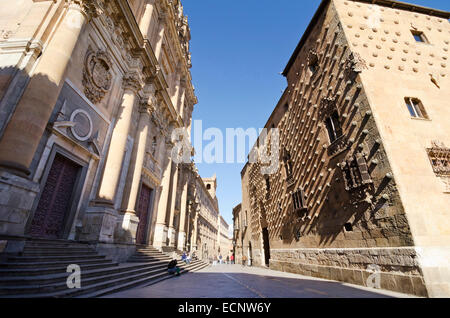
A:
[0, 0, 220, 263]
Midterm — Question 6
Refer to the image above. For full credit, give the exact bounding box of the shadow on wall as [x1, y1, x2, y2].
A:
[0, 66, 60, 161]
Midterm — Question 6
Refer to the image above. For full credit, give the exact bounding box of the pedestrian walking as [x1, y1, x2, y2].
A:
[242, 255, 247, 267]
[226, 255, 230, 264]
[230, 254, 234, 264]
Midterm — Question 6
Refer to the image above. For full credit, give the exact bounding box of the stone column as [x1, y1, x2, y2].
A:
[153, 139, 173, 249]
[167, 164, 180, 247]
[172, 71, 181, 114]
[179, 78, 187, 119]
[117, 99, 153, 243]
[96, 73, 141, 206]
[139, 0, 156, 39]
[81, 73, 140, 243]
[177, 172, 189, 250]
[191, 210, 199, 252]
[0, 2, 92, 176]
[154, 13, 167, 62]
[0, 2, 93, 237]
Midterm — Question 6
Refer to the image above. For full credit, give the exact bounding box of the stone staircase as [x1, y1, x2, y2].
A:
[0, 240, 209, 298]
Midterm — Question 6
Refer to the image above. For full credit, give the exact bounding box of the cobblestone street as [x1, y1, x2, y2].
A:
[106, 264, 415, 298]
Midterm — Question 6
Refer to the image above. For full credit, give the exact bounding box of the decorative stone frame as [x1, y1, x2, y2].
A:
[69, 109, 93, 142]
[307, 48, 320, 74]
[82, 48, 113, 104]
[344, 52, 367, 82]
[319, 97, 351, 157]
[339, 151, 373, 192]
[427, 141, 450, 193]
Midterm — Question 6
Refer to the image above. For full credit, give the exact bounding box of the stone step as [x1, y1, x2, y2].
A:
[0, 258, 114, 269]
[76, 271, 178, 298]
[0, 262, 161, 286]
[127, 258, 171, 264]
[135, 250, 164, 254]
[132, 253, 172, 258]
[0, 262, 120, 277]
[0, 265, 169, 296]
[23, 246, 95, 253]
[134, 253, 167, 258]
[24, 241, 90, 248]
[7, 255, 106, 263]
[81, 261, 209, 298]
[0, 258, 208, 298]
[135, 250, 163, 254]
[129, 255, 172, 262]
[1, 265, 175, 298]
[21, 250, 99, 257]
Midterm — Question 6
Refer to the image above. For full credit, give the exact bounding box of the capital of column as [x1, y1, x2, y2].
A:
[139, 98, 156, 115]
[180, 76, 188, 88]
[122, 72, 142, 93]
[158, 11, 168, 25]
[67, 0, 100, 20]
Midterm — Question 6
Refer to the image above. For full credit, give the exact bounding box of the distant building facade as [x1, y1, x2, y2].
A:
[188, 174, 220, 262]
[218, 215, 232, 259]
[241, 0, 450, 297]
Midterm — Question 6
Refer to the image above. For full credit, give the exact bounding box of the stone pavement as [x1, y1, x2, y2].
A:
[105, 264, 416, 298]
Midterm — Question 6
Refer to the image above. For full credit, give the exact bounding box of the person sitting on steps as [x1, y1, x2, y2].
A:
[168, 259, 181, 276]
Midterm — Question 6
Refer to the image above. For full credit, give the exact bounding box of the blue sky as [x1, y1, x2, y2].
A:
[182, 0, 450, 230]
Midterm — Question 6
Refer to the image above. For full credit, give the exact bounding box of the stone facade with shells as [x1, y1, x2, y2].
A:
[239, 0, 450, 297]
[0, 0, 219, 263]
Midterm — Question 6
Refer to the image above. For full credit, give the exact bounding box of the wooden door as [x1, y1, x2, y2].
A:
[29, 154, 80, 239]
[136, 184, 152, 245]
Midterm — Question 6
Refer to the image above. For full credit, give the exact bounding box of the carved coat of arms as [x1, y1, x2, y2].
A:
[83, 48, 112, 104]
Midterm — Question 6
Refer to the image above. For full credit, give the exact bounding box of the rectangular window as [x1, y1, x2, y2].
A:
[325, 111, 342, 143]
[411, 30, 428, 43]
[405, 97, 428, 119]
[292, 189, 307, 212]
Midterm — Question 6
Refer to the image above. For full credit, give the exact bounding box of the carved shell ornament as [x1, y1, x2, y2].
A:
[83, 49, 112, 104]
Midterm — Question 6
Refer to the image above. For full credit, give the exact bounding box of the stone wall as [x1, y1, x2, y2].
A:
[270, 247, 427, 297]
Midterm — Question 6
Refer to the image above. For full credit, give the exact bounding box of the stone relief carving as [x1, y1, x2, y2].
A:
[0, 29, 13, 41]
[319, 97, 338, 119]
[82, 48, 113, 104]
[328, 135, 352, 157]
[307, 48, 320, 68]
[344, 52, 368, 81]
[122, 72, 141, 92]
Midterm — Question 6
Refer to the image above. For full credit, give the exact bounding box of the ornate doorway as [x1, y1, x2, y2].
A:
[29, 153, 81, 239]
[136, 184, 153, 245]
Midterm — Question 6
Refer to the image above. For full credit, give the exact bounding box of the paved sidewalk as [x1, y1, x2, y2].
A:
[105, 264, 416, 298]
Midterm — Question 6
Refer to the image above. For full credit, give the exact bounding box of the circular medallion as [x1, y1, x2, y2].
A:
[70, 109, 93, 142]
